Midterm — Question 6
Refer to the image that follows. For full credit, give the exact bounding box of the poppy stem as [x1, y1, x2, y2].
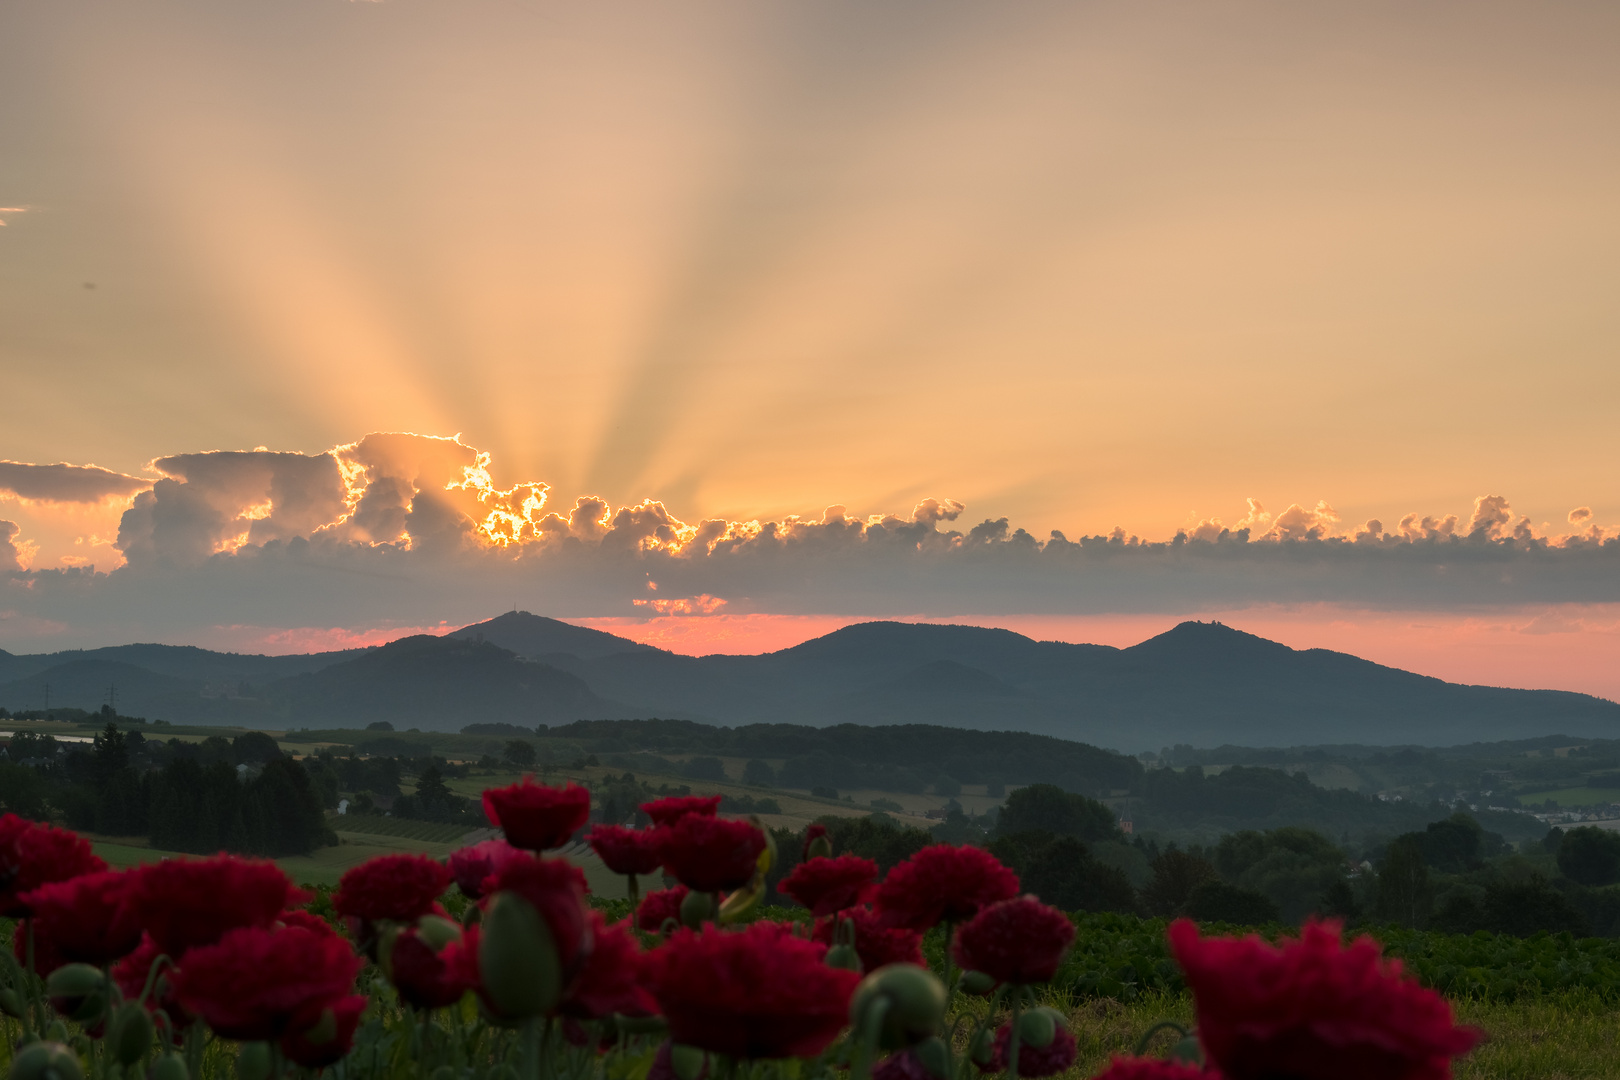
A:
[1005, 997, 1022, 1080]
[941, 921, 956, 1003]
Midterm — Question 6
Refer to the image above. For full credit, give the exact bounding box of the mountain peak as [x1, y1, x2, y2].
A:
[450, 611, 659, 661]
[1123, 620, 1294, 662]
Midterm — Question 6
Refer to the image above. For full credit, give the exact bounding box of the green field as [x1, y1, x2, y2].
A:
[1514, 787, 1620, 810]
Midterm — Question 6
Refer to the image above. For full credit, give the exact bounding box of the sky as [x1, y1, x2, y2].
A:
[2, 2, 1618, 698]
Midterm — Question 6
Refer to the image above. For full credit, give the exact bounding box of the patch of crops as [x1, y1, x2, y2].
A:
[332, 814, 471, 843]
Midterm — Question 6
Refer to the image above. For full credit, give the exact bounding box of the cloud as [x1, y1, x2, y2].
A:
[0, 461, 151, 504]
[3, 432, 1619, 647]
[0, 207, 25, 226]
[1571, 506, 1594, 524]
[0, 521, 23, 571]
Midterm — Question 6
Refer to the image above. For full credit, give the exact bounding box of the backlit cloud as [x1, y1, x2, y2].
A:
[0, 433, 1616, 648]
[0, 462, 152, 505]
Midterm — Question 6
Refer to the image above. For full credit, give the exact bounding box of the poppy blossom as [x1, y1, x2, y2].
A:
[448, 839, 527, 900]
[811, 907, 925, 971]
[588, 825, 663, 877]
[646, 921, 861, 1059]
[171, 924, 362, 1041]
[953, 896, 1074, 985]
[872, 845, 1020, 930]
[389, 927, 471, 1010]
[780, 855, 878, 917]
[0, 817, 106, 918]
[21, 870, 142, 966]
[641, 795, 721, 827]
[558, 912, 656, 1019]
[1169, 919, 1481, 1080]
[636, 886, 688, 933]
[974, 1020, 1078, 1077]
[113, 934, 192, 1025]
[280, 994, 366, 1069]
[127, 856, 309, 957]
[483, 780, 591, 851]
[658, 815, 765, 894]
[333, 854, 452, 923]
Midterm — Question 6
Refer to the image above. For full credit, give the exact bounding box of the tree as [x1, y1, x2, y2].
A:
[1140, 849, 1219, 916]
[1481, 875, 1589, 937]
[1376, 836, 1433, 927]
[1557, 826, 1620, 886]
[743, 759, 776, 786]
[231, 731, 282, 765]
[503, 741, 537, 768]
[1184, 881, 1280, 925]
[1213, 827, 1345, 925]
[995, 784, 1120, 843]
[682, 757, 728, 783]
[416, 764, 453, 811]
[366, 721, 395, 732]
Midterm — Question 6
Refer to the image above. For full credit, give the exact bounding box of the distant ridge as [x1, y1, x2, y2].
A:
[2, 614, 1617, 751]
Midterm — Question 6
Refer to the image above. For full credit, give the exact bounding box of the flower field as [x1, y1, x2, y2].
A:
[0, 778, 1566, 1080]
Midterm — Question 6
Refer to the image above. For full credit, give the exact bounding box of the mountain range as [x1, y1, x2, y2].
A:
[2, 612, 1616, 751]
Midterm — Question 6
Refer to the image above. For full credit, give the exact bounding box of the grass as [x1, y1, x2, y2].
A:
[1512, 787, 1620, 812]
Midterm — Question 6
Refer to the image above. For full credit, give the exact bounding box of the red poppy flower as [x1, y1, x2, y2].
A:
[1090, 1059, 1214, 1080]
[558, 912, 656, 1019]
[171, 924, 362, 1041]
[1169, 919, 1482, 1080]
[872, 845, 1020, 930]
[780, 855, 878, 917]
[280, 994, 366, 1069]
[588, 825, 663, 877]
[447, 839, 527, 900]
[640, 795, 721, 827]
[0, 816, 106, 917]
[22, 870, 142, 966]
[333, 854, 451, 923]
[113, 934, 193, 1025]
[811, 907, 924, 970]
[487, 854, 592, 976]
[953, 896, 1074, 985]
[390, 926, 470, 1010]
[974, 1021, 1078, 1077]
[277, 910, 340, 938]
[658, 815, 765, 893]
[127, 856, 309, 957]
[13, 911, 68, 975]
[483, 780, 591, 851]
[636, 885, 688, 933]
[439, 924, 481, 1000]
[646, 921, 861, 1059]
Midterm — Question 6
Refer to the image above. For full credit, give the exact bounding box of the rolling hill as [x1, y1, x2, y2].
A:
[2, 612, 1616, 750]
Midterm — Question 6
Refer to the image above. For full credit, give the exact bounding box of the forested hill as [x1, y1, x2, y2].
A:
[3, 613, 1618, 750]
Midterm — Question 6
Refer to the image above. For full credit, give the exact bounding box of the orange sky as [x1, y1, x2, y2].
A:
[2, 2, 1618, 697]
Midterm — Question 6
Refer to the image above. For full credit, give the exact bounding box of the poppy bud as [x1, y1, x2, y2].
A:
[42, 1023, 68, 1045]
[1017, 1008, 1059, 1050]
[299, 1007, 339, 1047]
[0, 988, 24, 1019]
[669, 1044, 709, 1080]
[1169, 1035, 1203, 1064]
[912, 1036, 950, 1080]
[45, 965, 108, 1023]
[969, 1028, 996, 1067]
[825, 943, 862, 972]
[416, 915, 461, 952]
[957, 971, 996, 996]
[151, 1054, 189, 1080]
[106, 1003, 153, 1065]
[849, 964, 947, 1049]
[479, 892, 562, 1018]
[9, 1042, 82, 1080]
[235, 1044, 271, 1080]
[678, 890, 717, 930]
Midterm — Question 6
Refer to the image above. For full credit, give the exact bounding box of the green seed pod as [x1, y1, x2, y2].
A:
[911, 1036, 950, 1080]
[478, 892, 562, 1019]
[236, 1043, 271, 1080]
[43, 1022, 68, 1045]
[957, 970, 996, 997]
[669, 1044, 709, 1080]
[1168, 1035, 1204, 1065]
[416, 915, 462, 953]
[107, 1003, 154, 1065]
[150, 1054, 189, 1080]
[10, 1042, 82, 1080]
[45, 965, 108, 1024]
[806, 836, 833, 861]
[849, 964, 947, 1049]
[678, 890, 717, 929]
[429, 1066, 456, 1080]
[1017, 1009, 1056, 1050]
[825, 943, 862, 972]
[0, 988, 24, 1019]
[968, 1028, 996, 1068]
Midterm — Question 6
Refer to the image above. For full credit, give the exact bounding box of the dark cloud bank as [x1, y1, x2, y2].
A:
[1, 435, 1616, 642]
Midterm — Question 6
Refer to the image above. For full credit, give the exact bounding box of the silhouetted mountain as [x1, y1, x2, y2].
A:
[265, 634, 617, 728]
[0, 658, 276, 725]
[0, 643, 360, 694]
[448, 612, 658, 663]
[2, 617, 1616, 749]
